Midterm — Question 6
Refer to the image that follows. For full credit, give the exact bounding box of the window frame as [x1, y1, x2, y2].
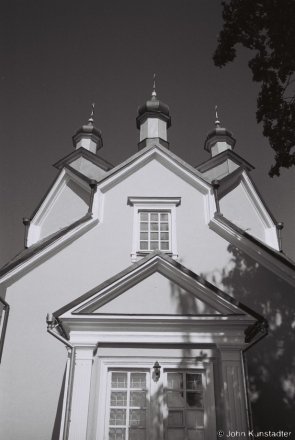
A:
[105, 369, 150, 440]
[139, 211, 171, 253]
[128, 197, 181, 262]
[164, 370, 206, 440]
[97, 358, 216, 440]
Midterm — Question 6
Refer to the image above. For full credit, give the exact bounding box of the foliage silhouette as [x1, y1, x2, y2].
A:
[218, 244, 295, 431]
[214, 0, 295, 177]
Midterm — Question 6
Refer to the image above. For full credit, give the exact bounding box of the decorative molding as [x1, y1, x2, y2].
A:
[67, 327, 252, 347]
[127, 197, 181, 206]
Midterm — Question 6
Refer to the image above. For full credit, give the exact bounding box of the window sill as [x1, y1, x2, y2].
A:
[131, 251, 178, 262]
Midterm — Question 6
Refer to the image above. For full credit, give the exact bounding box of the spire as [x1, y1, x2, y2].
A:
[215, 105, 220, 127]
[72, 104, 103, 154]
[88, 103, 95, 124]
[152, 74, 157, 98]
[204, 106, 236, 157]
[136, 76, 171, 151]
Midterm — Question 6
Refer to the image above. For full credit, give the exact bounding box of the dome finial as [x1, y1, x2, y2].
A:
[88, 103, 95, 124]
[152, 74, 157, 98]
[215, 105, 220, 127]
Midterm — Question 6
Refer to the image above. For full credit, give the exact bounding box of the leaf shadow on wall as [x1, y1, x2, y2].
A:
[206, 244, 295, 432]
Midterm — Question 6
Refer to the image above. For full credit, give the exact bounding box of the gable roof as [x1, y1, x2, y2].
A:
[53, 250, 265, 322]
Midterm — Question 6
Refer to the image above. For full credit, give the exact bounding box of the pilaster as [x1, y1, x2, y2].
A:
[68, 347, 94, 440]
[218, 347, 249, 437]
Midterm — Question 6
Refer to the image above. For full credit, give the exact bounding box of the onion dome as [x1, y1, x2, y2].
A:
[136, 76, 171, 151]
[136, 76, 171, 129]
[72, 104, 103, 154]
[204, 107, 236, 157]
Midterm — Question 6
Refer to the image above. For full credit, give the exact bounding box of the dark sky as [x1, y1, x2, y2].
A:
[1, 0, 294, 267]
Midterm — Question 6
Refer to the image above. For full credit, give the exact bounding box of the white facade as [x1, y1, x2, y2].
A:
[0, 95, 294, 440]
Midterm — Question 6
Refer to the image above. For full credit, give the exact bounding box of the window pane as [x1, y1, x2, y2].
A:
[186, 392, 203, 408]
[140, 212, 148, 221]
[150, 213, 158, 221]
[161, 242, 169, 250]
[160, 232, 169, 240]
[140, 242, 148, 250]
[150, 242, 158, 250]
[167, 392, 184, 408]
[140, 233, 148, 240]
[160, 213, 168, 221]
[190, 411, 204, 427]
[130, 391, 146, 407]
[140, 223, 148, 231]
[111, 392, 127, 407]
[150, 223, 158, 231]
[186, 374, 202, 390]
[168, 410, 183, 426]
[112, 373, 127, 389]
[109, 409, 126, 425]
[168, 373, 183, 389]
[150, 232, 159, 240]
[129, 429, 146, 440]
[188, 430, 204, 440]
[168, 429, 184, 440]
[109, 428, 126, 440]
[160, 223, 169, 231]
[129, 409, 146, 427]
[130, 373, 146, 388]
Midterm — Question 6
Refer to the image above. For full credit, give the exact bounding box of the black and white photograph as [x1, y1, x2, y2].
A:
[0, 1, 294, 439]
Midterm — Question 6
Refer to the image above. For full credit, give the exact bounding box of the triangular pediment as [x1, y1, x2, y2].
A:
[97, 144, 211, 195]
[93, 272, 220, 315]
[55, 252, 262, 320]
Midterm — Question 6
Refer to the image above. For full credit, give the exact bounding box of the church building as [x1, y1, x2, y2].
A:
[0, 84, 294, 440]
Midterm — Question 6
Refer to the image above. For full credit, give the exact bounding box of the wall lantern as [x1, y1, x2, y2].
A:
[153, 361, 161, 379]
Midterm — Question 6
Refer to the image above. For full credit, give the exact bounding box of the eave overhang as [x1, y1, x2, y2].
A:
[53, 147, 114, 172]
[196, 150, 254, 174]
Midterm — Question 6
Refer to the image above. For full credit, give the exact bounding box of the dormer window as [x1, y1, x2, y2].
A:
[128, 197, 181, 262]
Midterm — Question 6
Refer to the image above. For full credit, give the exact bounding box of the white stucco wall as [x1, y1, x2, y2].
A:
[0, 156, 282, 439]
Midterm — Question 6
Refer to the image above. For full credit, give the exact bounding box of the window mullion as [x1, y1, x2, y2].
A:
[184, 372, 187, 439]
[147, 212, 150, 251]
[126, 372, 131, 440]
